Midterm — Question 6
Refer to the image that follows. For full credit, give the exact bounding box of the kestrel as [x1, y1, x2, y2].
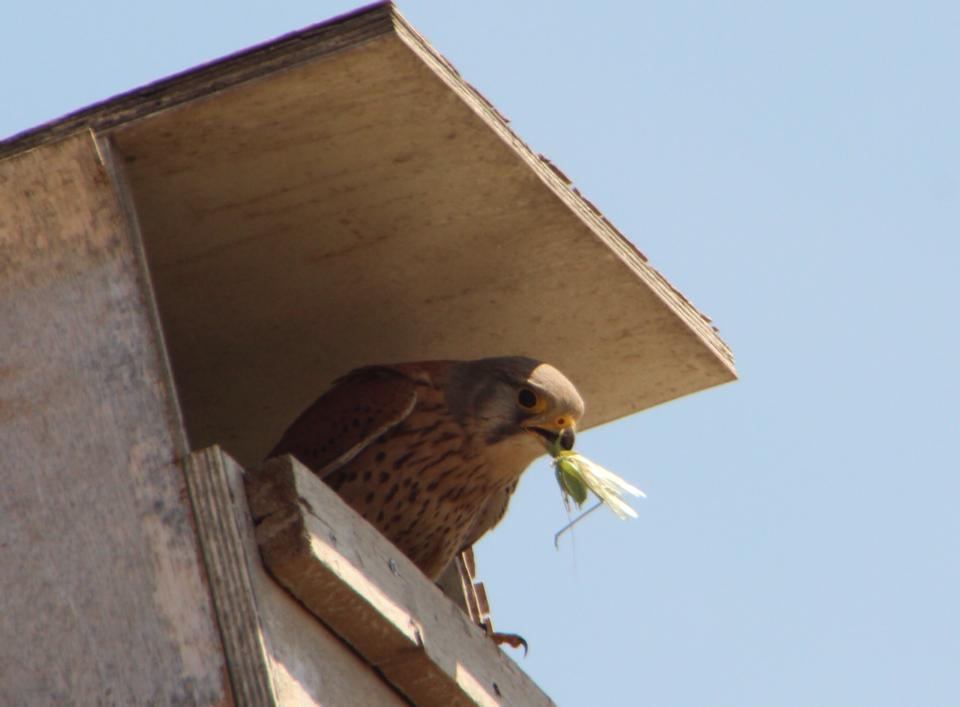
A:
[267, 356, 584, 581]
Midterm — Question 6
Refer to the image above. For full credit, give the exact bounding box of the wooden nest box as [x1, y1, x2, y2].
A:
[0, 3, 735, 704]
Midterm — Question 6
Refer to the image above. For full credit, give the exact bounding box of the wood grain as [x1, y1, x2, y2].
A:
[0, 2, 397, 159]
[1, 4, 735, 470]
[0, 132, 228, 704]
[246, 454, 556, 707]
[184, 447, 279, 706]
[113, 18, 734, 466]
[0, 6, 736, 703]
[187, 446, 410, 707]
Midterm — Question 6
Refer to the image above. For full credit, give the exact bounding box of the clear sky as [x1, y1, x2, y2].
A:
[4, 2, 958, 705]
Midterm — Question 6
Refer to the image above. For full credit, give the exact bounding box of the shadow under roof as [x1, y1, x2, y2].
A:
[1, 2, 735, 466]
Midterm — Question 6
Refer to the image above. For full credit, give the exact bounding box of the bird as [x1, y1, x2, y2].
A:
[267, 356, 584, 581]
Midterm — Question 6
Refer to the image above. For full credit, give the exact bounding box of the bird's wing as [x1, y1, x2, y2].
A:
[267, 365, 421, 478]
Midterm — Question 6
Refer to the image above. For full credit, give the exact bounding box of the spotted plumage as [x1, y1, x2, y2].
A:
[268, 356, 583, 580]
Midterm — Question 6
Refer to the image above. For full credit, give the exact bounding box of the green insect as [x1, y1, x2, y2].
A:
[553, 451, 589, 508]
[547, 437, 646, 545]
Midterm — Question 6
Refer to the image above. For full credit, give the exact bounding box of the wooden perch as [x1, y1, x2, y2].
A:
[245, 454, 555, 707]
[186, 446, 554, 706]
[3, 3, 734, 703]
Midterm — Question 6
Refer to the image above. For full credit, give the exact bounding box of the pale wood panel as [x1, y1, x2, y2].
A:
[246, 454, 556, 707]
[186, 446, 410, 707]
[0, 7, 737, 703]
[0, 132, 228, 705]
[0, 3, 736, 469]
[392, 13, 732, 377]
[111, 19, 734, 466]
[0, 3, 397, 159]
[184, 447, 279, 706]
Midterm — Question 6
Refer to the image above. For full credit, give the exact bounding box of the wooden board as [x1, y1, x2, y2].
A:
[0, 3, 735, 470]
[184, 448, 279, 706]
[185, 446, 411, 706]
[0, 132, 228, 704]
[246, 453, 556, 707]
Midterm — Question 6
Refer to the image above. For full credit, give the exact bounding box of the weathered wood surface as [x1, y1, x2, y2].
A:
[0, 4, 735, 470]
[0, 3, 398, 159]
[436, 550, 494, 633]
[0, 6, 737, 704]
[184, 447, 279, 706]
[0, 132, 228, 704]
[186, 446, 410, 707]
[246, 454, 556, 707]
[115, 12, 734, 467]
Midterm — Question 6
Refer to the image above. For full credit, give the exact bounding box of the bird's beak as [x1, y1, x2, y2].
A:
[527, 420, 577, 451]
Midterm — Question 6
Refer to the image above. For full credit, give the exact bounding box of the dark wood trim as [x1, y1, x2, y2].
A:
[0, 2, 395, 160]
[185, 447, 279, 706]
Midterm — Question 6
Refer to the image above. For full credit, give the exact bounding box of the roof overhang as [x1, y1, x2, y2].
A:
[1, 2, 735, 466]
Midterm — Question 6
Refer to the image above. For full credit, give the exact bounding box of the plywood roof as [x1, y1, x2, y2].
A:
[1, 2, 735, 466]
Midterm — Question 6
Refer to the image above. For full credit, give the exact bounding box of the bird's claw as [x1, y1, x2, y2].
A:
[487, 629, 528, 656]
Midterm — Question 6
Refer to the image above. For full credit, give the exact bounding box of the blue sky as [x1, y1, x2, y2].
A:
[5, 2, 958, 705]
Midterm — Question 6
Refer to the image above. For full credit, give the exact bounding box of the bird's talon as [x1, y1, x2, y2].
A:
[489, 631, 528, 656]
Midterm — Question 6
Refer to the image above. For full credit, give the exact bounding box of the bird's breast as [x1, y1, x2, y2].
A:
[324, 404, 517, 578]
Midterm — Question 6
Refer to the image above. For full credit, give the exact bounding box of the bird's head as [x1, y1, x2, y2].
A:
[448, 356, 584, 459]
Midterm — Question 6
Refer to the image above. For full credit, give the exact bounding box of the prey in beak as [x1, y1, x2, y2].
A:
[528, 423, 576, 451]
[510, 368, 583, 454]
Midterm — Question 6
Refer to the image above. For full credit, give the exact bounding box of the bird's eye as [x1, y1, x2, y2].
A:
[517, 388, 539, 409]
